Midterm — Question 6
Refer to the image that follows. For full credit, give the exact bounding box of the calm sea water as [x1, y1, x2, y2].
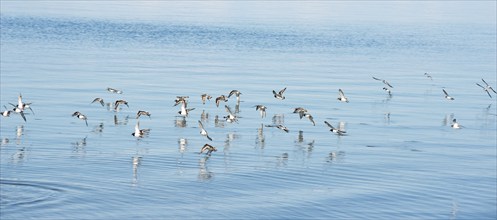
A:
[1, 2, 496, 219]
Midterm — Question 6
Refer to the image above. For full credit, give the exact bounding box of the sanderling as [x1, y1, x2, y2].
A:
[198, 120, 213, 141]
[107, 87, 123, 94]
[72, 111, 88, 126]
[373, 76, 394, 88]
[136, 110, 151, 119]
[324, 121, 346, 135]
[215, 95, 228, 107]
[254, 105, 267, 118]
[201, 94, 212, 104]
[199, 143, 217, 156]
[228, 90, 242, 102]
[132, 121, 150, 137]
[476, 78, 497, 98]
[114, 100, 129, 110]
[91, 98, 105, 106]
[443, 89, 455, 100]
[273, 87, 287, 100]
[337, 89, 349, 103]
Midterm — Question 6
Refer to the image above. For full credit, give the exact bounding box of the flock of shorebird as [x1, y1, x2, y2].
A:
[1, 75, 496, 155]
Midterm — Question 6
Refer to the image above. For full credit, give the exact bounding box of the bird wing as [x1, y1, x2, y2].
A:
[198, 120, 204, 129]
[279, 87, 287, 95]
[482, 78, 489, 86]
[324, 121, 335, 129]
[443, 89, 449, 96]
[372, 76, 382, 81]
[339, 89, 345, 98]
[476, 83, 485, 89]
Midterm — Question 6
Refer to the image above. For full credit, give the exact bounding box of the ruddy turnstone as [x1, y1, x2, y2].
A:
[337, 89, 349, 103]
[72, 111, 88, 126]
[201, 94, 212, 104]
[199, 143, 217, 156]
[136, 110, 151, 119]
[476, 78, 497, 98]
[273, 87, 287, 100]
[254, 105, 267, 118]
[198, 120, 212, 141]
[443, 89, 455, 100]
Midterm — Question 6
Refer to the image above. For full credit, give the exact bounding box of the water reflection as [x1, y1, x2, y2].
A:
[198, 156, 213, 182]
[295, 131, 315, 160]
[214, 115, 225, 128]
[1, 138, 9, 146]
[92, 123, 104, 135]
[11, 147, 26, 164]
[255, 123, 265, 149]
[200, 110, 209, 123]
[384, 113, 391, 125]
[114, 115, 129, 126]
[276, 153, 289, 167]
[71, 136, 87, 157]
[442, 114, 454, 126]
[178, 138, 187, 154]
[132, 156, 142, 185]
[326, 151, 345, 164]
[174, 117, 187, 128]
[16, 125, 23, 145]
[272, 114, 285, 125]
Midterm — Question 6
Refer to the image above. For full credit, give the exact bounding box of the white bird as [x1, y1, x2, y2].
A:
[178, 101, 195, 117]
[107, 87, 123, 94]
[224, 105, 238, 123]
[198, 120, 212, 141]
[72, 111, 88, 126]
[324, 121, 346, 135]
[255, 105, 267, 118]
[132, 121, 150, 137]
[443, 89, 455, 100]
[273, 87, 287, 100]
[337, 89, 349, 103]
[451, 119, 461, 129]
[476, 78, 497, 98]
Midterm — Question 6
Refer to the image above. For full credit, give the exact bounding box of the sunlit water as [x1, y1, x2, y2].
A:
[1, 2, 496, 219]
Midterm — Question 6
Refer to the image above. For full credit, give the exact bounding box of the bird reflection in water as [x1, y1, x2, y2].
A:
[198, 156, 214, 182]
[114, 115, 129, 126]
[174, 117, 187, 128]
[276, 153, 289, 167]
[92, 123, 104, 135]
[1, 138, 9, 146]
[71, 136, 87, 156]
[200, 110, 209, 123]
[272, 114, 284, 125]
[214, 115, 225, 128]
[11, 147, 26, 164]
[178, 138, 187, 154]
[16, 125, 23, 145]
[326, 151, 345, 164]
[255, 123, 265, 149]
[442, 114, 454, 126]
[132, 156, 142, 185]
[295, 131, 315, 159]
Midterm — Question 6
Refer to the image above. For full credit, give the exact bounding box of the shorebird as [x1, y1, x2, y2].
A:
[303, 113, 316, 126]
[107, 87, 123, 94]
[273, 87, 287, 100]
[224, 105, 238, 123]
[337, 89, 349, 103]
[228, 90, 242, 102]
[201, 94, 212, 104]
[198, 120, 212, 141]
[132, 121, 150, 137]
[72, 111, 88, 126]
[324, 121, 346, 135]
[373, 76, 394, 88]
[443, 89, 455, 100]
[254, 105, 267, 118]
[114, 100, 129, 110]
[383, 87, 392, 95]
[136, 110, 151, 119]
[476, 78, 497, 98]
[293, 107, 308, 119]
[1, 106, 11, 117]
[266, 124, 289, 133]
[91, 98, 105, 106]
[199, 143, 217, 156]
[424, 73, 433, 81]
[215, 95, 228, 107]
[174, 96, 189, 106]
[451, 119, 461, 129]
[178, 101, 195, 117]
